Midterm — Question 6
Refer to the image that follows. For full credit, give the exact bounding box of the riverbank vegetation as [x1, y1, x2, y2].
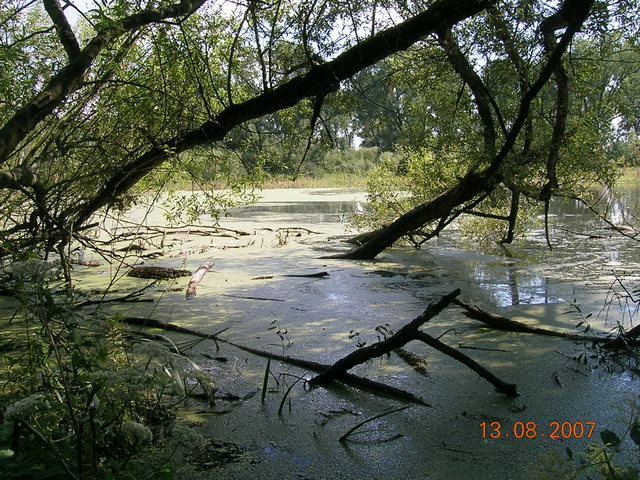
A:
[2, 0, 640, 478]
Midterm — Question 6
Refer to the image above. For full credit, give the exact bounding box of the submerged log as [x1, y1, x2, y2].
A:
[127, 266, 192, 279]
[453, 298, 640, 348]
[186, 261, 214, 300]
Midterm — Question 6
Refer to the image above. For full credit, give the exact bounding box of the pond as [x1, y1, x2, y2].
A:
[65, 186, 640, 478]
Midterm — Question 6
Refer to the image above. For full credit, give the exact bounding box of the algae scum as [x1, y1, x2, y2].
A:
[49, 189, 640, 478]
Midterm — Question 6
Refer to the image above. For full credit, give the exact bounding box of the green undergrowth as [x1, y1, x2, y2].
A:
[0, 260, 217, 479]
[530, 398, 640, 480]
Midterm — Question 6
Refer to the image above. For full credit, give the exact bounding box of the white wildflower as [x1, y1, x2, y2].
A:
[186, 368, 217, 398]
[11, 259, 59, 284]
[133, 341, 173, 362]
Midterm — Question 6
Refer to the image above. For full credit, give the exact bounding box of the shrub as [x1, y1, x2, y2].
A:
[0, 260, 215, 479]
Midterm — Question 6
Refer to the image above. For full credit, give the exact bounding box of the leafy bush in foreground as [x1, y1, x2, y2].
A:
[0, 260, 215, 479]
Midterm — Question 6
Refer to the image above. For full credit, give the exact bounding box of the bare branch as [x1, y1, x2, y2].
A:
[43, 0, 81, 60]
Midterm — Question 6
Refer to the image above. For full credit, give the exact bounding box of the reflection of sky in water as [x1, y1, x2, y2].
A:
[433, 185, 640, 308]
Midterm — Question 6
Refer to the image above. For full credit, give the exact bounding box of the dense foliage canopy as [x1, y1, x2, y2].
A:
[0, 0, 639, 261]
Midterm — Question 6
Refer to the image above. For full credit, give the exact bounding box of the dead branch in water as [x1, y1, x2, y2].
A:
[309, 290, 519, 397]
[252, 271, 329, 280]
[452, 298, 640, 349]
[186, 261, 214, 300]
[413, 331, 518, 396]
[122, 290, 521, 402]
[120, 316, 429, 405]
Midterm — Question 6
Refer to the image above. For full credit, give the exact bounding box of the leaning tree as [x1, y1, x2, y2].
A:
[1, 0, 633, 264]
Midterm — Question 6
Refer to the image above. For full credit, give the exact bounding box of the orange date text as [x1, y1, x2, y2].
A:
[480, 421, 596, 439]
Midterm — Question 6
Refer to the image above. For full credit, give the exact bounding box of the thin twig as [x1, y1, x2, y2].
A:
[339, 405, 411, 442]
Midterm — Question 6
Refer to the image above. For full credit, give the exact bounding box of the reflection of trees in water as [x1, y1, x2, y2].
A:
[504, 268, 553, 307]
[595, 184, 640, 226]
[479, 266, 554, 307]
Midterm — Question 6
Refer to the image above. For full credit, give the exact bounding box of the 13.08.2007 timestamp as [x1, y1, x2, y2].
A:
[480, 421, 596, 439]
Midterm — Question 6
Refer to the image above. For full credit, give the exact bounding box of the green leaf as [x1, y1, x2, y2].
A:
[600, 429, 621, 446]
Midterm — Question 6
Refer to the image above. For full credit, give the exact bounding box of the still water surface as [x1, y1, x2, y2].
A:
[40, 185, 640, 480]
[189, 185, 640, 480]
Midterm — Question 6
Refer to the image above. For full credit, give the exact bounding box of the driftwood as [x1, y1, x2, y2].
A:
[127, 266, 191, 279]
[453, 298, 640, 349]
[186, 261, 214, 300]
[310, 289, 519, 397]
[252, 271, 329, 280]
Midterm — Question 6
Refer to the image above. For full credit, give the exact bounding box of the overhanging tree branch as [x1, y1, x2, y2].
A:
[0, 0, 208, 166]
[335, 0, 594, 260]
[68, 0, 498, 227]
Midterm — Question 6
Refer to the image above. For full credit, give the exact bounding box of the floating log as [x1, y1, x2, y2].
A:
[453, 298, 600, 340]
[186, 261, 214, 300]
[127, 266, 192, 279]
